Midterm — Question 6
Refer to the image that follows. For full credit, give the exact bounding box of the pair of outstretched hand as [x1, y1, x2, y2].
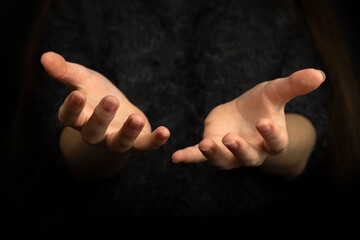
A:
[41, 52, 325, 170]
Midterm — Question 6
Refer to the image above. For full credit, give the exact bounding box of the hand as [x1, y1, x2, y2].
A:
[41, 52, 170, 154]
[172, 69, 325, 170]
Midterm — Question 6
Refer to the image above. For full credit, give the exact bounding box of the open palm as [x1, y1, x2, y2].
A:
[41, 52, 170, 153]
[172, 69, 325, 169]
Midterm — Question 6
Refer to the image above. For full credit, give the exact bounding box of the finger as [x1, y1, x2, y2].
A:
[222, 133, 262, 166]
[172, 145, 206, 163]
[199, 138, 239, 169]
[58, 90, 87, 127]
[81, 95, 119, 144]
[41, 51, 89, 89]
[264, 68, 326, 105]
[133, 126, 170, 151]
[256, 119, 288, 154]
[107, 113, 145, 152]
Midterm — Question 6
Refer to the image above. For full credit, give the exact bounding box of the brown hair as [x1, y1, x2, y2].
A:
[297, 0, 360, 187]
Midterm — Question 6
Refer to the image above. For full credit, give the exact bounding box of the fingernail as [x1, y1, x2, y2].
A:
[199, 139, 214, 153]
[159, 131, 170, 139]
[102, 99, 117, 113]
[199, 147, 211, 152]
[318, 70, 326, 81]
[70, 92, 83, 106]
[223, 141, 239, 150]
[257, 122, 272, 134]
[129, 118, 143, 130]
[199, 142, 211, 152]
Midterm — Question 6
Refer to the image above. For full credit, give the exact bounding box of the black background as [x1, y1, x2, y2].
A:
[1, 0, 359, 144]
[0, 0, 359, 226]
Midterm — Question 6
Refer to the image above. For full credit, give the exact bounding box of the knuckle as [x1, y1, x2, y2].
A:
[58, 110, 73, 126]
[57, 111, 66, 124]
[122, 130, 139, 142]
[91, 113, 111, 127]
[214, 158, 241, 170]
[270, 142, 288, 154]
[110, 135, 136, 153]
[81, 131, 102, 145]
[140, 139, 162, 152]
[111, 143, 132, 153]
[267, 131, 289, 154]
[276, 145, 288, 154]
[58, 104, 82, 127]
[148, 141, 163, 150]
[240, 159, 259, 167]
[82, 136, 98, 145]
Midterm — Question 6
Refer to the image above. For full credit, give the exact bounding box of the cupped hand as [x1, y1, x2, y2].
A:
[172, 69, 325, 169]
[41, 51, 170, 153]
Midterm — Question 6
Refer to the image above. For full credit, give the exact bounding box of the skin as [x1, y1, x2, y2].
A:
[41, 52, 170, 180]
[172, 68, 325, 179]
[41, 51, 325, 181]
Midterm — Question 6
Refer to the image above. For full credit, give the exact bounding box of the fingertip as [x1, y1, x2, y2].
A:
[171, 151, 183, 163]
[172, 149, 192, 163]
[101, 95, 120, 114]
[199, 139, 239, 170]
[221, 133, 239, 151]
[198, 138, 214, 153]
[41, 51, 67, 79]
[148, 126, 170, 149]
[155, 126, 170, 140]
[69, 91, 86, 107]
[128, 113, 145, 131]
[222, 132, 237, 145]
[256, 119, 288, 154]
[256, 119, 272, 136]
[289, 68, 325, 95]
[308, 68, 326, 87]
[40, 51, 57, 65]
[172, 145, 206, 164]
[58, 91, 87, 127]
[131, 126, 169, 152]
[318, 69, 326, 82]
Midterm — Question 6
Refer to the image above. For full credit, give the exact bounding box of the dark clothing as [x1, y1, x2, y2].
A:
[37, 0, 330, 218]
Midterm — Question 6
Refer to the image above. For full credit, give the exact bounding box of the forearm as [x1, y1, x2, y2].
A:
[59, 127, 129, 180]
[259, 113, 317, 179]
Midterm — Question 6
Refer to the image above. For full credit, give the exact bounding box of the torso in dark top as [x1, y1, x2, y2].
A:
[37, 0, 330, 216]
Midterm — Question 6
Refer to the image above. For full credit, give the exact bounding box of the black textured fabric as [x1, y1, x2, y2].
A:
[36, 0, 330, 218]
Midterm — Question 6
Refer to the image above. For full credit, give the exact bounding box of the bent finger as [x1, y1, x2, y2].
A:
[256, 119, 288, 154]
[199, 138, 239, 170]
[108, 113, 145, 152]
[172, 145, 206, 164]
[81, 95, 119, 144]
[222, 133, 262, 166]
[58, 90, 87, 127]
[133, 126, 170, 152]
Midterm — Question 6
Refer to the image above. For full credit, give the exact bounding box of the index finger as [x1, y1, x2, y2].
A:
[172, 145, 206, 164]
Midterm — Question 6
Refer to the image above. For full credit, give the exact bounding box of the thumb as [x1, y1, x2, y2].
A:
[40, 51, 86, 89]
[264, 68, 326, 105]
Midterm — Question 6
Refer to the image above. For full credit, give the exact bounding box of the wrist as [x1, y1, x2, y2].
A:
[258, 113, 316, 179]
[60, 127, 129, 180]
